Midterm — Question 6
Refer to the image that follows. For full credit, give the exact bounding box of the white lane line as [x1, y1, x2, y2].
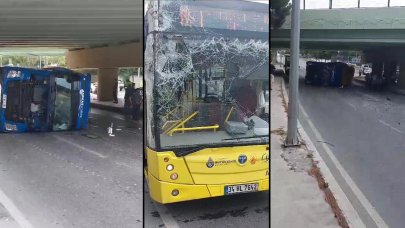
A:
[144, 182, 180, 228]
[378, 119, 405, 135]
[152, 200, 180, 228]
[279, 78, 364, 227]
[112, 116, 125, 121]
[346, 101, 357, 110]
[0, 187, 34, 228]
[299, 104, 389, 228]
[52, 135, 107, 159]
[115, 162, 133, 169]
[89, 112, 126, 121]
[122, 129, 141, 134]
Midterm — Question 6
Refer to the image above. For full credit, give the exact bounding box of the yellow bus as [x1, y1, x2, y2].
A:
[144, 0, 269, 204]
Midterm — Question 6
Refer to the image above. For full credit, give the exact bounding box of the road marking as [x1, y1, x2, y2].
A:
[279, 78, 365, 227]
[0, 187, 34, 228]
[299, 104, 389, 228]
[153, 203, 180, 228]
[52, 135, 107, 159]
[115, 161, 133, 169]
[144, 182, 180, 228]
[346, 101, 357, 110]
[113, 116, 126, 121]
[89, 111, 126, 121]
[378, 119, 405, 135]
[122, 129, 141, 134]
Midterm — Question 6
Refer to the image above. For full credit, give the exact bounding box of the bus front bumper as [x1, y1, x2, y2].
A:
[147, 173, 269, 204]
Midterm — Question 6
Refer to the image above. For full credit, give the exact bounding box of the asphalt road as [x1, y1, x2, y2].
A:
[297, 69, 405, 228]
[144, 183, 269, 228]
[0, 108, 143, 228]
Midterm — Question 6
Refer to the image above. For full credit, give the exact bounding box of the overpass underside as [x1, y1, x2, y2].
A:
[272, 29, 405, 50]
[271, 7, 405, 50]
[271, 7, 405, 89]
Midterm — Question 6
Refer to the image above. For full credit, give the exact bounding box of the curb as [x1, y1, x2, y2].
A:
[279, 79, 366, 228]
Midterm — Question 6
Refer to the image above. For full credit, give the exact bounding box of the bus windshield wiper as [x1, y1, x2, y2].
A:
[222, 135, 269, 141]
[173, 145, 209, 157]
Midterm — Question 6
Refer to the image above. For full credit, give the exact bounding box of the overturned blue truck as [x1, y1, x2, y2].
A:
[0, 67, 91, 133]
[304, 61, 355, 87]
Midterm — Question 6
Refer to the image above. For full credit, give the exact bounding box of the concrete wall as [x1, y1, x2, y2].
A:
[66, 42, 142, 69]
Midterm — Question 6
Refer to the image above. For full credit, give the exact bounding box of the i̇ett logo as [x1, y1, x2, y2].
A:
[238, 154, 247, 165]
[206, 157, 214, 168]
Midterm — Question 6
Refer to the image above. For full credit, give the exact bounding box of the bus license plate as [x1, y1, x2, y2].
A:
[225, 183, 258, 195]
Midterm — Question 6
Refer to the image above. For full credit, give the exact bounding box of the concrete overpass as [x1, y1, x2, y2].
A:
[0, 0, 142, 101]
[271, 7, 405, 50]
[271, 7, 405, 89]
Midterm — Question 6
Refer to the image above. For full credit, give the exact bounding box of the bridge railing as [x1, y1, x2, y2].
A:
[299, 0, 405, 10]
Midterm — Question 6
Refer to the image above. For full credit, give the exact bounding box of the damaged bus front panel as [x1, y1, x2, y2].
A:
[0, 67, 90, 133]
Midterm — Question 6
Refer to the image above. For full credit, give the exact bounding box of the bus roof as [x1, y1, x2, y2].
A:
[1, 66, 85, 77]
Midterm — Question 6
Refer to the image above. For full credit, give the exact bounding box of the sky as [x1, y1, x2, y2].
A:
[300, 0, 405, 9]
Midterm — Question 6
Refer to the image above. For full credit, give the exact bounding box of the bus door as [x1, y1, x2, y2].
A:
[51, 72, 88, 131]
[30, 73, 51, 131]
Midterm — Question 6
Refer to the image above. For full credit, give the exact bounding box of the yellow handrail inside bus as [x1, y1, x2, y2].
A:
[162, 120, 181, 133]
[164, 106, 180, 119]
[225, 106, 234, 123]
[169, 125, 219, 135]
[167, 111, 199, 136]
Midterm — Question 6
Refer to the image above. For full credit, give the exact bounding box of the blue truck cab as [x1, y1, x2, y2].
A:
[0, 66, 91, 132]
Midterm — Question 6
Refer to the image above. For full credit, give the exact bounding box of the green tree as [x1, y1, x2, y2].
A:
[271, 0, 292, 29]
[1, 55, 65, 67]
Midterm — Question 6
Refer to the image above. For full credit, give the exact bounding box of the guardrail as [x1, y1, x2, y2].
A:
[301, 0, 404, 10]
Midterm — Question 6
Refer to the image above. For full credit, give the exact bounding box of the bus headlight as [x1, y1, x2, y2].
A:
[166, 164, 174, 171]
[172, 189, 179, 196]
[170, 173, 178, 180]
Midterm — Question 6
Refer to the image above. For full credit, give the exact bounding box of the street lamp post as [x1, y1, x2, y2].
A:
[285, 0, 301, 146]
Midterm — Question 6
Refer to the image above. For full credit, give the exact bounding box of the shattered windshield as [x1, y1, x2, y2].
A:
[53, 77, 72, 131]
[145, 0, 269, 150]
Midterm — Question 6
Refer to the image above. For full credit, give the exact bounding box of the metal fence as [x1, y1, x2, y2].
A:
[300, 0, 405, 10]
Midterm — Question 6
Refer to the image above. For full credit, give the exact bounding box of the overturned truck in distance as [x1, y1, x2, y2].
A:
[0, 67, 91, 133]
[304, 61, 355, 88]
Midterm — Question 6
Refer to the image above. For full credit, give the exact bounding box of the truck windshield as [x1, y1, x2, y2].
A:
[53, 77, 72, 131]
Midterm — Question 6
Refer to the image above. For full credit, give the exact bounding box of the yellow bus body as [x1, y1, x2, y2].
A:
[145, 144, 269, 204]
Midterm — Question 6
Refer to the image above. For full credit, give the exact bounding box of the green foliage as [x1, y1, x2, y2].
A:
[1, 55, 65, 68]
[301, 49, 361, 62]
[271, 0, 292, 29]
[118, 68, 142, 80]
[301, 50, 337, 59]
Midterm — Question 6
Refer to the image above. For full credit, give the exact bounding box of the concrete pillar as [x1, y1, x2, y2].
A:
[97, 68, 118, 101]
[372, 62, 383, 76]
[398, 62, 405, 89]
[383, 61, 397, 82]
[66, 42, 142, 69]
